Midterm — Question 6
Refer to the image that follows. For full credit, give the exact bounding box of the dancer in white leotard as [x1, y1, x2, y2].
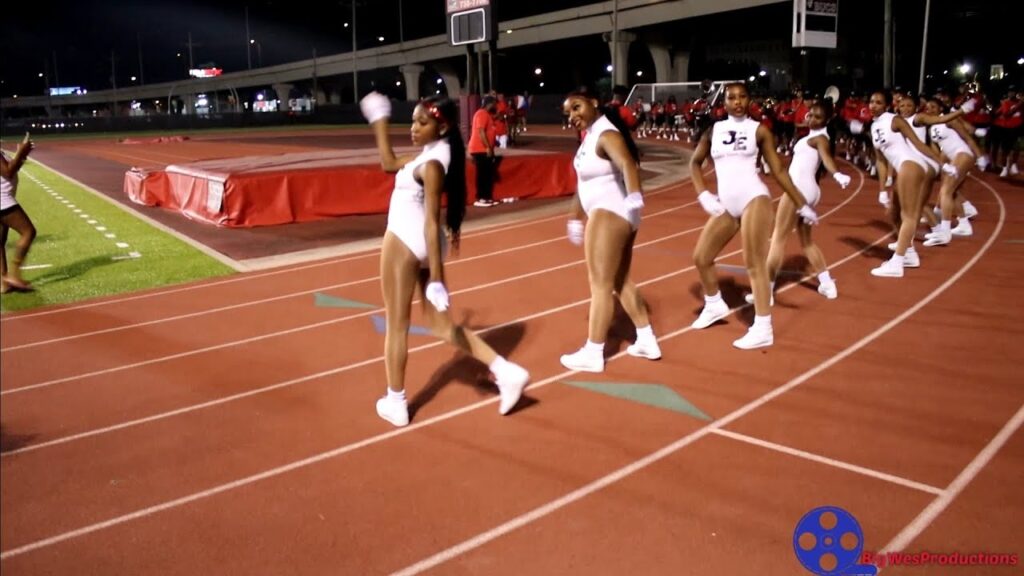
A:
[689, 82, 819, 350]
[1, 132, 37, 293]
[923, 97, 987, 246]
[900, 96, 964, 231]
[559, 87, 660, 373]
[868, 91, 954, 278]
[361, 92, 529, 426]
[760, 102, 851, 301]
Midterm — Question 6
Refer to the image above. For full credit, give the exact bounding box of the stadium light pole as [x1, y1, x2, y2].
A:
[917, 0, 930, 94]
[351, 0, 358, 103]
[612, 0, 619, 86]
[245, 6, 252, 70]
[883, 0, 892, 88]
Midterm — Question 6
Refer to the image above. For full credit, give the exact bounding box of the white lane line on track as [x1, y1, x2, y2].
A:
[0, 169, 706, 323]
[0, 177, 712, 352]
[0, 171, 862, 460]
[710, 429, 944, 495]
[387, 179, 1006, 576]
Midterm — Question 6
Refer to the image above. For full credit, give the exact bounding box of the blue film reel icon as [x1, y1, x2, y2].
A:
[793, 506, 875, 575]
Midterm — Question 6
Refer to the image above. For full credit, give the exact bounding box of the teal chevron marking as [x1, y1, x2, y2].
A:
[314, 292, 377, 309]
[370, 314, 432, 336]
[564, 381, 711, 420]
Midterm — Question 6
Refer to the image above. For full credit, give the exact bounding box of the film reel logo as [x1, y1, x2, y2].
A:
[793, 506, 878, 575]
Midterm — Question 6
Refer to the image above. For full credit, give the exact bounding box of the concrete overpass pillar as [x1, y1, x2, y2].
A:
[400, 64, 424, 101]
[432, 62, 462, 98]
[272, 83, 294, 108]
[313, 87, 327, 105]
[648, 44, 673, 84]
[602, 31, 636, 87]
[672, 52, 691, 83]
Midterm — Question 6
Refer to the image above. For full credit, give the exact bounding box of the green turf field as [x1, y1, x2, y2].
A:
[0, 160, 235, 313]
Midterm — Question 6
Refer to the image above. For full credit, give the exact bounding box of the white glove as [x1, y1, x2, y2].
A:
[359, 91, 391, 124]
[976, 155, 990, 172]
[849, 119, 863, 135]
[959, 98, 976, 114]
[832, 172, 851, 189]
[623, 191, 644, 212]
[697, 190, 725, 217]
[797, 204, 819, 226]
[425, 281, 449, 312]
[566, 219, 584, 246]
[941, 162, 959, 178]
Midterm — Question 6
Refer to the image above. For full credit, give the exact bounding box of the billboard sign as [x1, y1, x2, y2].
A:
[793, 0, 838, 49]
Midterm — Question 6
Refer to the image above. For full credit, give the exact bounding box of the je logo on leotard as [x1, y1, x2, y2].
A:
[721, 130, 748, 151]
[793, 506, 877, 575]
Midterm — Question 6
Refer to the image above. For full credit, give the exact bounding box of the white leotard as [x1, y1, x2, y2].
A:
[907, 114, 939, 172]
[709, 116, 769, 217]
[788, 128, 828, 206]
[385, 139, 451, 264]
[929, 123, 974, 160]
[0, 151, 18, 211]
[573, 114, 639, 229]
[872, 112, 929, 173]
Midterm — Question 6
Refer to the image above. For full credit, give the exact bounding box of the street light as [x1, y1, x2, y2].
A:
[1018, 57, 1024, 65]
[534, 67, 542, 75]
[250, 39, 262, 67]
[958, 63, 971, 75]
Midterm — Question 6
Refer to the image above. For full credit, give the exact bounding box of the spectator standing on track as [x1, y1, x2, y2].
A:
[359, 92, 529, 426]
[469, 95, 499, 207]
[559, 86, 661, 373]
[992, 86, 1022, 178]
[1, 132, 37, 293]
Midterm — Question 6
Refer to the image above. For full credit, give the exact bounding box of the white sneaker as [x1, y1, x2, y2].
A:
[691, 299, 730, 329]
[559, 346, 604, 373]
[1012, 164, 1020, 176]
[494, 362, 530, 415]
[871, 258, 905, 278]
[743, 292, 775, 306]
[962, 201, 978, 219]
[951, 219, 973, 237]
[1000, 166, 1009, 178]
[376, 396, 410, 427]
[732, 325, 773, 349]
[869, 165, 878, 177]
[626, 339, 662, 360]
[903, 248, 921, 268]
[923, 232, 951, 247]
[885, 176, 893, 187]
[887, 241, 899, 251]
[878, 190, 891, 206]
[818, 281, 838, 299]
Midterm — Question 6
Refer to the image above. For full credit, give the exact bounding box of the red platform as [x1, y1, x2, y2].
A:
[124, 148, 576, 228]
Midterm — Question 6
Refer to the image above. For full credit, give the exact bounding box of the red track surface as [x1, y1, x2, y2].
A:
[2, 145, 1022, 574]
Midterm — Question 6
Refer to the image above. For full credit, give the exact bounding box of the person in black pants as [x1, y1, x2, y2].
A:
[470, 96, 498, 207]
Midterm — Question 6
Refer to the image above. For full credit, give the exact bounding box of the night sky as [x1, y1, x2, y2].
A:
[1, 0, 1021, 98]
